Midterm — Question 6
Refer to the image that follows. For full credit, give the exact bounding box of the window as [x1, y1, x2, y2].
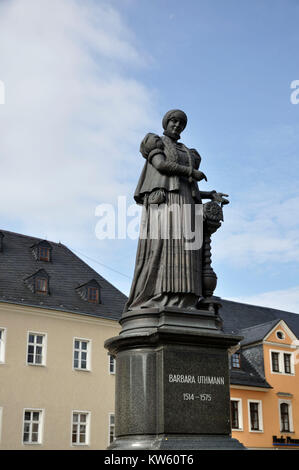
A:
[231, 399, 243, 430]
[248, 400, 263, 432]
[24, 269, 50, 295]
[75, 280, 101, 304]
[73, 339, 91, 371]
[39, 246, 50, 262]
[27, 333, 46, 366]
[270, 350, 295, 375]
[72, 412, 90, 445]
[0, 328, 6, 363]
[279, 400, 293, 433]
[280, 403, 290, 432]
[271, 352, 280, 372]
[108, 413, 115, 445]
[276, 330, 285, 340]
[35, 277, 48, 294]
[284, 353, 292, 374]
[109, 354, 116, 374]
[87, 287, 99, 303]
[23, 410, 43, 444]
[231, 353, 241, 369]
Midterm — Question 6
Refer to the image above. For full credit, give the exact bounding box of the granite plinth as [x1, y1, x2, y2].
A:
[104, 307, 245, 450]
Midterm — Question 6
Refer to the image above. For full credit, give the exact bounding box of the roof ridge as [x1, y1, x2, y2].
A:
[221, 297, 297, 315]
[0, 229, 61, 247]
[240, 319, 279, 332]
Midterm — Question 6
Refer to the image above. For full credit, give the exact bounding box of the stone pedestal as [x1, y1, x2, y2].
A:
[104, 307, 245, 450]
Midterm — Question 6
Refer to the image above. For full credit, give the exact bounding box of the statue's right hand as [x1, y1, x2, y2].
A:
[192, 169, 207, 182]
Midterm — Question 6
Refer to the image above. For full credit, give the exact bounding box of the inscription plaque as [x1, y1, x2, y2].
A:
[158, 346, 231, 435]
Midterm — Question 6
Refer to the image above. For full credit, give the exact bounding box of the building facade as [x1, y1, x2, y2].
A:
[230, 319, 299, 449]
[0, 230, 124, 450]
[0, 229, 299, 450]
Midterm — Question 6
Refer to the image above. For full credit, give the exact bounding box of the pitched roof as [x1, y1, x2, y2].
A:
[0, 229, 127, 320]
[219, 298, 299, 339]
[239, 320, 281, 346]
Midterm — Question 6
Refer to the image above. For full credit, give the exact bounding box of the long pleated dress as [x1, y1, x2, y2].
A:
[124, 141, 203, 311]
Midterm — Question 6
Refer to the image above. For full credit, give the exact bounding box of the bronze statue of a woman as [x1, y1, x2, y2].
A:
[124, 109, 228, 312]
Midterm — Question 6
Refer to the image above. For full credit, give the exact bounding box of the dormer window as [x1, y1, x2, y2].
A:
[24, 269, 50, 295]
[76, 279, 101, 304]
[87, 286, 99, 303]
[39, 246, 50, 262]
[231, 352, 241, 369]
[31, 240, 52, 262]
[36, 277, 48, 294]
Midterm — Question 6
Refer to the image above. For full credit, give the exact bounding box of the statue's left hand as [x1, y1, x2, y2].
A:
[212, 192, 229, 206]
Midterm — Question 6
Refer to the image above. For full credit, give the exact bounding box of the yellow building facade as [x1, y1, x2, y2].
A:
[230, 320, 299, 449]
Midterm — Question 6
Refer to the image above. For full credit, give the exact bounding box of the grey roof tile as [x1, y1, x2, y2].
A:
[0, 229, 127, 320]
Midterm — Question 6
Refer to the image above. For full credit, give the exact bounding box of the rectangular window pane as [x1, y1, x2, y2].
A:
[231, 353, 240, 368]
[109, 413, 115, 444]
[271, 352, 280, 372]
[231, 401, 239, 429]
[27, 334, 45, 365]
[74, 340, 89, 370]
[72, 413, 88, 445]
[23, 410, 41, 444]
[250, 402, 259, 430]
[284, 354, 291, 374]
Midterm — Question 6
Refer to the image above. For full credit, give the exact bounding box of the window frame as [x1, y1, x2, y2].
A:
[87, 286, 99, 304]
[278, 399, 294, 433]
[108, 354, 116, 375]
[73, 338, 91, 371]
[269, 349, 295, 375]
[108, 412, 115, 445]
[230, 398, 243, 431]
[0, 327, 7, 364]
[35, 277, 48, 294]
[231, 352, 241, 369]
[39, 246, 50, 262]
[22, 408, 44, 445]
[248, 400, 263, 433]
[283, 353, 292, 374]
[276, 330, 285, 340]
[26, 331, 47, 366]
[71, 411, 91, 446]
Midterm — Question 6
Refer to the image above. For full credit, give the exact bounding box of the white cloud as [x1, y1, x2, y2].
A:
[230, 285, 299, 315]
[0, 0, 158, 247]
[213, 195, 299, 266]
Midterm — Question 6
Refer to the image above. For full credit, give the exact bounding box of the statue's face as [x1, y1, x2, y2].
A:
[166, 115, 186, 139]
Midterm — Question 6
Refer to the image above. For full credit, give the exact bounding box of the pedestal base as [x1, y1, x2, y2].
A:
[105, 307, 245, 450]
[108, 434, 245, 450]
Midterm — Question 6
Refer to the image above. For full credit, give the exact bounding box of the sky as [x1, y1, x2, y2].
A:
[1, 0, 299, 314]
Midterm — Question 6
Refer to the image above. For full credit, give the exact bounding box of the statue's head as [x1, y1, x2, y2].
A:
[162, 109, 188, 140]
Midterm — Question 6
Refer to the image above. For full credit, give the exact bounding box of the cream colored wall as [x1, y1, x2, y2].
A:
[0, 302, 121, 450]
